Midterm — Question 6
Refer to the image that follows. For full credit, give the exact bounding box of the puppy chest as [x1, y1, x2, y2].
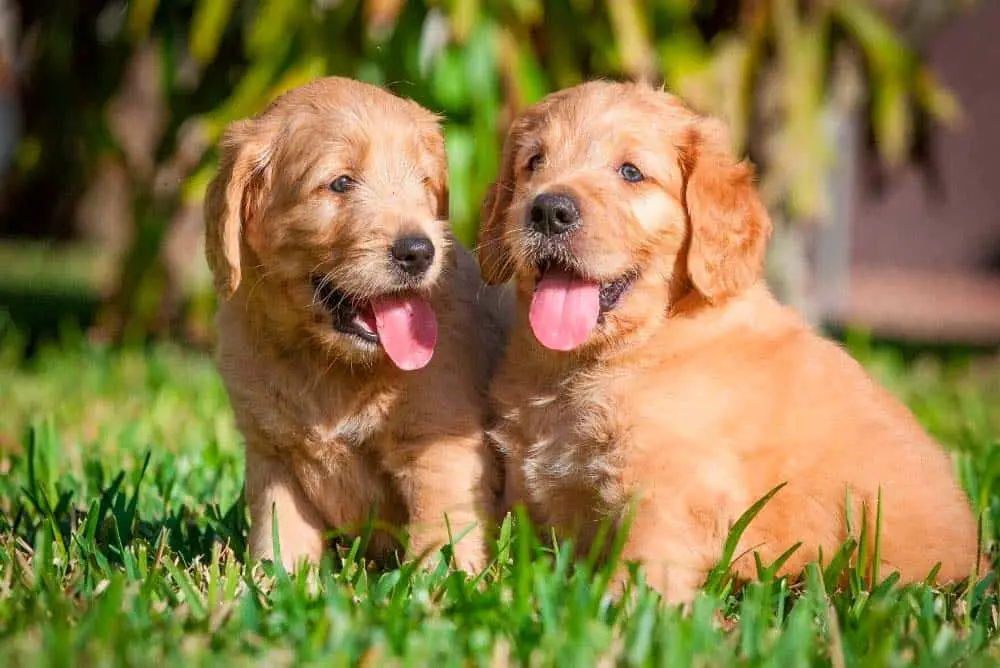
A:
[304, 400, 386, 452]
[294, 450, 406, 532]
[511, 393, 626, 520]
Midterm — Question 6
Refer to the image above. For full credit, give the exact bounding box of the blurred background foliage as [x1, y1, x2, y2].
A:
[0, 0, 976, 343]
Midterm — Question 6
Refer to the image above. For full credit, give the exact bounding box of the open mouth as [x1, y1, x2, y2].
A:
[534, 259, 637, 314]
[528, 260, 637, 351]
[311, 276, 438, 371]
[529, 259, 637, 352]
[312, 277, 380, 343]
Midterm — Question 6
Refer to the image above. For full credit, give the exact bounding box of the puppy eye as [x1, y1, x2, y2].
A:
[618, 163, 644, 183]
[526, 153, 544, 173]
[329, 175, 356, 193]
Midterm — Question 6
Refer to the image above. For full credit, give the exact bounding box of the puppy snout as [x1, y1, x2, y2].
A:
[391, 235, 436, 276]
[529, 192, 581, 236]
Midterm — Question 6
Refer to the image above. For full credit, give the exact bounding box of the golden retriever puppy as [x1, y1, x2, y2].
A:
[478, 80, 979, 604]
[204, 77, 506, 573]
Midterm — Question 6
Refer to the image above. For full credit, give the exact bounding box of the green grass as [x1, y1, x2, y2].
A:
[1, 320, 1000, 666]
[0, 243, 110, 341]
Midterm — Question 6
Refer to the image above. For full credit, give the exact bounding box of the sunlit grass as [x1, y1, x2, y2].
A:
[1, 329, 998, 665]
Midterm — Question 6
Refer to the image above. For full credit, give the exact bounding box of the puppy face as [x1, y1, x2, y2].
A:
[205, 77, 450, 370]
[478, 81, 771, 352]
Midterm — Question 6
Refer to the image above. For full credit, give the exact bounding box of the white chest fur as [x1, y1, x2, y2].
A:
[496, 378, 627, 525]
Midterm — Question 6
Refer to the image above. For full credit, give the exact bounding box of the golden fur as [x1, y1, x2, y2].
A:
[205, 77, 507, 572]
[479, 80, 979, 603]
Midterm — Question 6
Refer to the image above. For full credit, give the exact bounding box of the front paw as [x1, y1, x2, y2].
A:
[449, 532, 487, 574]
[408, 525, 487, 575]
[249, 525, 324, 573]
[607, 560, 700, 613]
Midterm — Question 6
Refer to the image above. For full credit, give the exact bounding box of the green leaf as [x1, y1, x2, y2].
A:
[607, 0, 654, 78]
[464, 22, 498, 105]
[126, 0, 161, 42]
[448, 0, 481, 43]
[834, 2, 910, 76]
[511, 40, 548, 106]
[248, 0, 301, 58]
[914, 67, 962, 124]
[430, 48, 470, 112]
[190, 0, 236, 65]
[703, 482, 787, 595]
[444, 125, 476, 245]
[872, 76, 911, 167]
[834, 2, 916, 167]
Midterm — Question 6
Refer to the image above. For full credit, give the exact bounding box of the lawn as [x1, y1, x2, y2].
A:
[1, 316, 1000, 666]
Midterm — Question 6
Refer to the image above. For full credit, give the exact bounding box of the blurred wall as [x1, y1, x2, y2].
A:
[852, 0, 1000, 273]
[836, 0, 1000, 344]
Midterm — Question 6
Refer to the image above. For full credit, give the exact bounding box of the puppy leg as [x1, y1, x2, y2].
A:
[617, 497, 728, 607]
[392, 435, 489, 574]
[245, 449, 326, 570]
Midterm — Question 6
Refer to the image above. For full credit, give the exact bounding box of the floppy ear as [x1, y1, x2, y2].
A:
[476, 123, 523, 285]
[680, 118, 772, 302]
[203, 119, 275, 299]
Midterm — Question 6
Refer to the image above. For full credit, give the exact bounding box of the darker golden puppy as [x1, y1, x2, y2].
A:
[205, 77, 507, 572]
[479, 80, 979, 604]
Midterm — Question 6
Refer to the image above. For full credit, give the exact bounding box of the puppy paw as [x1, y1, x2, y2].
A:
[449, 536, 488, 575]
[407, 525, 487, 576]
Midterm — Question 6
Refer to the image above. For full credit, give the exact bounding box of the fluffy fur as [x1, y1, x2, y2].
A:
[479, 80, 979, 603]
[205, 77, 507, 572]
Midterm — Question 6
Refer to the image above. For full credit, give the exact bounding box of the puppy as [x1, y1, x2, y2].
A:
[204, 77, 507, 573]
[479, 80, 979, 603]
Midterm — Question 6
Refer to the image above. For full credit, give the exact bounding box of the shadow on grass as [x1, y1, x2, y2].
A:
[0, 288, 101, 354]
[2, 424, 248, 572]
[0, 241, 105, 355]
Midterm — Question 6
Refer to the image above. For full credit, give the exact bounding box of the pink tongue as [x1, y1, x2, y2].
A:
[529, 268, 601, 351]
[370, 295, 438, 370]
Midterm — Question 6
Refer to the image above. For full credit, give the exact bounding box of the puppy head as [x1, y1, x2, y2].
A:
[205, 77, 450, 370]
[478, 80, 771, 352]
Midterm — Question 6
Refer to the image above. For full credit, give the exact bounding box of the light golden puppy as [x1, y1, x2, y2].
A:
[205, 77, 507, 572]
[479, 80, 979, 604]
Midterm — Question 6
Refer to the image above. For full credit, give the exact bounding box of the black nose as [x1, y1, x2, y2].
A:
[391, 236, 436, 276]
[529, 192, 581, 236]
